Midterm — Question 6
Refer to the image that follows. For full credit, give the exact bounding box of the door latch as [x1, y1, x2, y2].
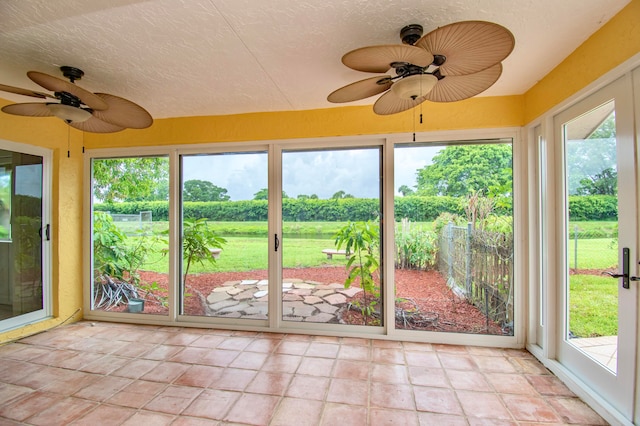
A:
[601, 247, 639, 289]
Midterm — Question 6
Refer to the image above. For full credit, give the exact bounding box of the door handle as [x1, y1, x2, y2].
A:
[601, 248, 639, 289]
[274, 234, 279, 252]
[38, 224, 51, 241]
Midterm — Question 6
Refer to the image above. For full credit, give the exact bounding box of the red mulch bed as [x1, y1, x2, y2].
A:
[121, 267, 505, 335]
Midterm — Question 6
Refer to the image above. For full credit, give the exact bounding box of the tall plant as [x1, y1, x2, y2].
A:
[182, 218, 226, 285]
[93, 211, 164, 309]
[334, 220, 380, 324]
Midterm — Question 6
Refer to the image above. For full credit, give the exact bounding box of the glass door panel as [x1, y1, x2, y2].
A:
[393, 140, 514, 335]
[180, 152, 268, 319]
[90, 156, 169, 315]
[281, 148, 382, 327]
[564, 101, 619, 371]
[0, 149, 44, 321]
[556, 75, 637, 419]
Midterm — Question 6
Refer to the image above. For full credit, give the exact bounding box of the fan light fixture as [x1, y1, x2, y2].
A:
[0, 66, 154, 133]
[46, 103, 92, 122]
[327, 21, 515, 115]
[391, 74, 437, 100]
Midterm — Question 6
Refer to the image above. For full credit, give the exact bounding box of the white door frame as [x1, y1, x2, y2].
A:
[0, 139, 52, 333]
[528, 57, 640, 425]
[553, 73, 637, 420]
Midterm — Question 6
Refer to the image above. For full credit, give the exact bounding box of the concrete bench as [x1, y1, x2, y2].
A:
[322, 249, 350, 259]
[209, 248, 222, 259]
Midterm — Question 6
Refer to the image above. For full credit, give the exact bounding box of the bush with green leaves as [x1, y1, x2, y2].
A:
[568, 195, 617, 220]
[181, 218, 226, 285]
[334, 220, 380, 324]
[95, 194, 615, 223]
[395, 218, 438, 270]
[93, 211, 165, 309]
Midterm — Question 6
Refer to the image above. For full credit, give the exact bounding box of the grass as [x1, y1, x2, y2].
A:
[137, 235, 350, 274]
[119, 219, 620, 337]
[569, 274, 618, 337]
[568, 221, 617, 239]
[567, 237, 617, 270]
[120, 219, 436, 274]
[116, 220, 437, 237]
[567, 232, 618, 338]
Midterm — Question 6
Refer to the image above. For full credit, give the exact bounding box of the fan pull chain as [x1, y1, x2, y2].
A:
[412, 108, 416, 142]
[82, 132, 85, 153]
[67, 125, 70, 158]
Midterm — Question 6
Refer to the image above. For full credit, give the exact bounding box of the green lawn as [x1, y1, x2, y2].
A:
[138, 235, 351, 274]
[122, 219, 437, 274]
[567, 232, 618, 338]
[121, 219, 619, 337]
[569, 274, 618, 337]
[568, 221, 617, 239]
[567, 237, 617, 270]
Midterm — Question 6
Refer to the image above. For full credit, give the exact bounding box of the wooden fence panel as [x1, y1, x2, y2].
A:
[438, 223, 513, 329]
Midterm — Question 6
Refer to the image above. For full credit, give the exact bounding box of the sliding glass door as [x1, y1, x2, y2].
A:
[90, 156, 169, 316]
[85, 137, 523, 343]
[281, 147, 382, 328]
[393, 140, 514, 336]
[0, 143, 49, 331]
[180, 152, 269, 320]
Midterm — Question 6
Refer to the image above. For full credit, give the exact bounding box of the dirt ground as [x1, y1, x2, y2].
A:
[113, 267, 505, 335]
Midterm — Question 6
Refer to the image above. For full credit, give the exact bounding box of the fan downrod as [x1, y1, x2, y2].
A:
[400, 24, 423, 45]
[60, 66, 84, 83]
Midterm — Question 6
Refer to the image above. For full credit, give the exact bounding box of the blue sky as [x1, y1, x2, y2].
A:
[182, 146, 439, 201]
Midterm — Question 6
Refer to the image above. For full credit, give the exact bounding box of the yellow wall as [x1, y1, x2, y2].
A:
[0, 109, 84, 342]
[524, 0, 640, 123]
[0, 0, 638, 341]
[84, 95, 524, 148]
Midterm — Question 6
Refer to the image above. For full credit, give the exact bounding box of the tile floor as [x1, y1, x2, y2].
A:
[0, 321, 608, 425]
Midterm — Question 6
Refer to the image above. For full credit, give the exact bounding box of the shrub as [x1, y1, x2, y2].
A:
[92, 211, 166, 309]
[93, 195, 616, 223]
[395, 218, 438, 270]
[334, 220, 380, 324]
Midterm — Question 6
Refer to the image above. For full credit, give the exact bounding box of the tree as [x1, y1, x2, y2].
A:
[253, 188, 288, 200]
[397, 185, 414, 196]
[93, 157, 169, 202]
[332, 190, 354, 199]
[588, 112, 615, 139]
[566, 113, 616, 195]
[253, 188, 268, 200]
[415, 144, 512, 197]
[575, 167, 617, 195]
[183, 180, 230, 202]
[182, 218, 226, 286]
[334, 220, 380, 325]
[297, 194, 318, 200]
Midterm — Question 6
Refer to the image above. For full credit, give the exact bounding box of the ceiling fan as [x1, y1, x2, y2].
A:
[327, 21, 515, 115]
[0, 66, 153, 133]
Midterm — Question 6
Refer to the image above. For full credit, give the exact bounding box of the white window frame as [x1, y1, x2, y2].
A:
[83, 128, 524, 348]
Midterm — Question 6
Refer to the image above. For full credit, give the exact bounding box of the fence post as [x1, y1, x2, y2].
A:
[466, 222, 472, 295]
[447, 222, 453, 279]
[574, 225, 579, 270]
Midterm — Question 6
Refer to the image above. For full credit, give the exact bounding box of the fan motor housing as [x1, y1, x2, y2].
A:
[400, 24, 423, 45]
[60, 66, 84, 83]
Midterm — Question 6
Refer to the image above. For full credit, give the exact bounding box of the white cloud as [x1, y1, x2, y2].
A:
[182, 146, 441, 201]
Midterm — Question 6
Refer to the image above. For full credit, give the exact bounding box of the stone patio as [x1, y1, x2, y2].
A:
[205, 278, 363, 322]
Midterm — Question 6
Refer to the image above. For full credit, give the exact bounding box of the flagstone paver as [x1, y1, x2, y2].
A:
[205, 278, 362, 323]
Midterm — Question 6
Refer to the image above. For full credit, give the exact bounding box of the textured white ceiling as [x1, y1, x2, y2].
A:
[0, 0, 631, 119]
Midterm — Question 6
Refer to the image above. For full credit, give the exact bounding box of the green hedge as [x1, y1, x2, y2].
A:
[395, 196, 463, 220]
[94, 195, 615, 222]
[568, 195, 617, 221]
